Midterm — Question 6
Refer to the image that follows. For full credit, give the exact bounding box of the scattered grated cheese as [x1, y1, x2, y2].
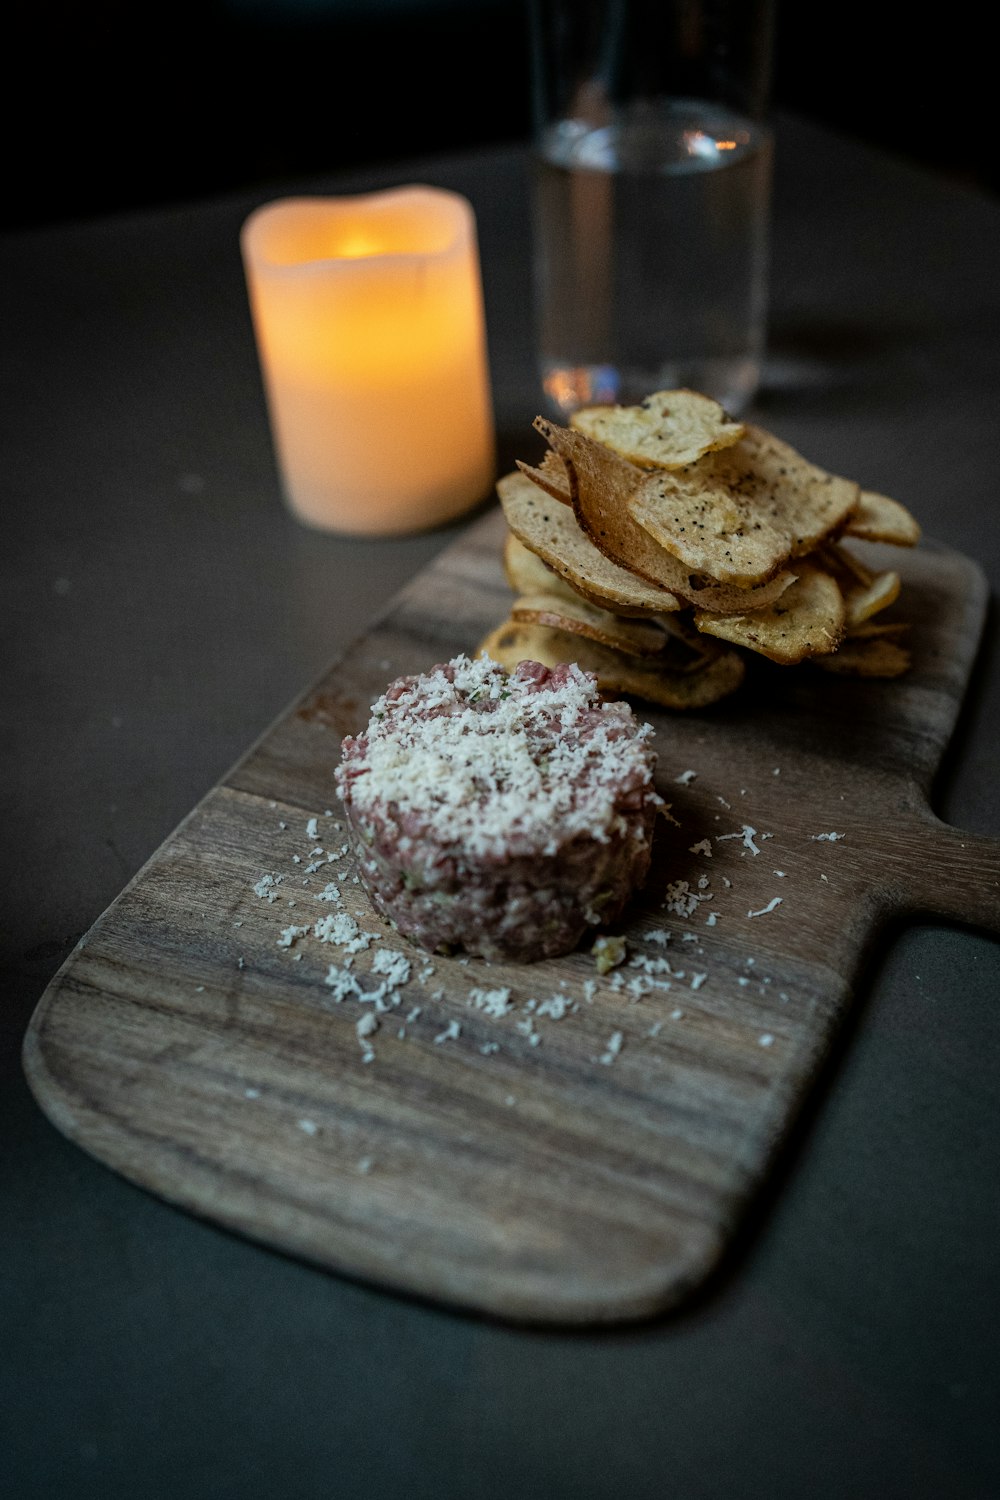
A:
[371, 949, 411, 989]
[314, 912, 350, 943]
[324, 964, 360, 1001]
[466, 986, 514, 1018]
[597, 1031, 624, 1065]
[253, 873, 284, 902]
[664, 880, 712, 917]
[277, 924, 309, 948]
[717, 825, 762, 855]
[629, 953, 676, 978]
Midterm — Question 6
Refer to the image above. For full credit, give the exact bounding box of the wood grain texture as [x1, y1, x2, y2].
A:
[23, 507, 1000, 1324]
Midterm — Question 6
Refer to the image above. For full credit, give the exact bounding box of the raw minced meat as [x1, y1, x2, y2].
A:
[334, 654, 661, 962]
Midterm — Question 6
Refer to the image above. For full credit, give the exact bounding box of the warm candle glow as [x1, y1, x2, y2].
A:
[241, 187, 496, 535]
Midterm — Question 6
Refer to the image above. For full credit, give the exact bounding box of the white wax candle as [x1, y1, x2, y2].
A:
[241, 187, 496, 535]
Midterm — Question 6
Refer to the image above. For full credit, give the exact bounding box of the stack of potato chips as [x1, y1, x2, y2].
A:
[481, 391, 920, 708]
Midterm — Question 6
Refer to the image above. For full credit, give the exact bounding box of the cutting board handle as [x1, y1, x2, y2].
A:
[882, 813, 1000, 936]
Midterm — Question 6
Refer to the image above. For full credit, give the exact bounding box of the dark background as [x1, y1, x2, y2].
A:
[4, 0, 995, 232]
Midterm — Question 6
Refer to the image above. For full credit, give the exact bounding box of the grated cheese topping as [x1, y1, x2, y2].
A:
[335, 655, 658, 861]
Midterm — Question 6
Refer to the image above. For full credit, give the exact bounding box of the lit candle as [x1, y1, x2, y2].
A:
[241, 186, 496, 535]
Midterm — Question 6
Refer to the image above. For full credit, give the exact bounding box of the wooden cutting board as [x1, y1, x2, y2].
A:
[23, 507, 1000, 1325]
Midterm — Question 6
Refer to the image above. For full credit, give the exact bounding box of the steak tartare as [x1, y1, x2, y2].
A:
[334, 653, 661, 962]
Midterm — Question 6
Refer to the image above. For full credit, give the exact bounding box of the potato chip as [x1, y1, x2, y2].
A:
[812, 636, 912, 677]
[570, 389, 745, 469]
[817, 542, 901, 628]
[627, 425, 860, 586]
[503, 532, 580, 601]
[497, 470, 681, 615]
[478, 621, 746, 709]
[532, 424, 798, 612]
[510, 591, 673, 657]
[843, 568, 901, 628]
[843, 490, 921, 546]
[693, 561, 846, 665]
[845, 620, 910, 641]
[515, 451, 573, 507]
[818, 540, 874, 589]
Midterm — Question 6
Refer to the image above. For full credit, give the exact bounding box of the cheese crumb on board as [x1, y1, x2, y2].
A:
[467, 986, 514, 1018]
[277, 924, 309, 948]
[717, 825, 762, 855]
[597, 1031, 624, 1065]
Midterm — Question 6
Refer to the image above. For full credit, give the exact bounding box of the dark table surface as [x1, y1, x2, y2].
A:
[3, 115, 998, 1500]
